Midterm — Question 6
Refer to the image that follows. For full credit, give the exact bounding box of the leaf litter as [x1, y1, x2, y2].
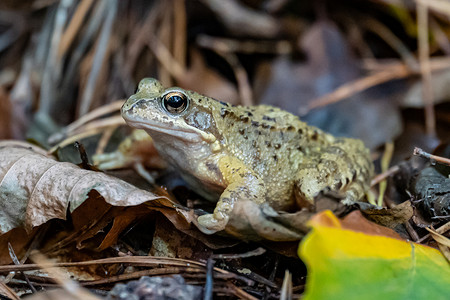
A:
[0, 0, 450, 299]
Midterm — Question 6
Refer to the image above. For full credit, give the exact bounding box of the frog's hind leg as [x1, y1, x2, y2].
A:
[294, 139, 373, 207]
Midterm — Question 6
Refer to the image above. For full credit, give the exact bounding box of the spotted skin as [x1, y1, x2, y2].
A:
[121, 78, 373, 234]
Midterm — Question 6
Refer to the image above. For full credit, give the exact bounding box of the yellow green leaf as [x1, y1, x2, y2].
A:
[298, 210, 450, 300]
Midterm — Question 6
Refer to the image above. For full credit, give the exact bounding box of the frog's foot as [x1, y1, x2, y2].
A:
[196, 166, 265, 234]
[197, 194, 236, 233]
[295, 175, 370, 209]
[197, 213, 229, 234]
[340, 184, 365, 205]
[93, 151, 129, 170]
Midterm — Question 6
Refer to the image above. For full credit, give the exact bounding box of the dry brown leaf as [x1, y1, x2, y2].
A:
[362, 201, 414, 229]
[341, 210, 403, 240]
[65, 194, 157, 252]
[0, 227, 32, 265]
[150, 215, 213, 260]
[224, 199, 308, 241]
[0, 140, 165, 235]
[0, 140, 237, 262]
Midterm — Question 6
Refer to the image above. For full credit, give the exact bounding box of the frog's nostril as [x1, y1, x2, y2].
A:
[122, 97, 140, 112]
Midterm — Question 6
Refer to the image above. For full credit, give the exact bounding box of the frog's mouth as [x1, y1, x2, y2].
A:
[122, 112, 216, 143]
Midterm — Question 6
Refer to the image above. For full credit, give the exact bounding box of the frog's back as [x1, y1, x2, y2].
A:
[211, 104, 330, 208]
[213, 103, 333, 166]
[212, 103, 372, 210]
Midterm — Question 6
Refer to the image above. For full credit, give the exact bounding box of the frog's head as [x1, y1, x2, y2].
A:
[122, 78, 222, 145]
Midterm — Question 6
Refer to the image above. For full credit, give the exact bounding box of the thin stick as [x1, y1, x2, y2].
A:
[416, 0, 450, 15]
[220, 52, 253, 106]
[173, 0, 186, 70]
[417, 221, 450, 243]
[212, 247, 266, 259]
[0, 281, 20, 300]
[7, 243, 36, 293]
[58, 0, 94, 57]
[430, 16, 450, 55]
[78, 0, 117, 116]
[81, 267, 205, 286]
[145, 32, 186, 82]
[0, 256, 228, 273]
[197, 34, 291, 54]
[370, 165, 400, 187]
[363, 18, 418, 70]
[47, 116, 124, 154]
[39, 0, 72, 115]
[377, 142, 394, 207]
[413, 147, 450, 166]
[31, 252, 100, 300]
[304, 55, 450, 115]
[363, 56, 450, 73]
[417, 2, 436, 136]
[225, 282, 259, 300]
[66, 100, 124, 134]
[301, 66, 409, 115]
[157, 3, 174, 86]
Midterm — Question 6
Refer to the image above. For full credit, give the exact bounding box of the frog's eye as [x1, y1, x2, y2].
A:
[162, 91, 188, 114]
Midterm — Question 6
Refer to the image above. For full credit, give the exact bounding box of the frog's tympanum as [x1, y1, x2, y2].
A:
[122, 78, 373, 234]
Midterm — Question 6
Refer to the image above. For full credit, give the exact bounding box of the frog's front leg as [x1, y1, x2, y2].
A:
[197, 156, 265, 234]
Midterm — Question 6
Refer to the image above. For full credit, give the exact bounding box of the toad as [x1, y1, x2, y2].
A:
[121, 78, 373, 234]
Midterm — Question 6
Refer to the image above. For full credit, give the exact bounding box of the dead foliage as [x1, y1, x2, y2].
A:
[0, 0, 449, 298]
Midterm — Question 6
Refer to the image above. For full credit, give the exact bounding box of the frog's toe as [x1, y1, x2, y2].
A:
[197, 214, 228, 234]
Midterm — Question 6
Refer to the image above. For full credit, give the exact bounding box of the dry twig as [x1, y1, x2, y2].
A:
[417, 1, 436, 136]
[413, 147, 450, 166]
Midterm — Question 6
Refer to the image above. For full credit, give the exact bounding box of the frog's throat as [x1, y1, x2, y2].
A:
[124, 119, 216, 143]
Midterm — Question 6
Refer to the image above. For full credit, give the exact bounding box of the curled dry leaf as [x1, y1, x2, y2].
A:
[0, 140, 234, 262]
[223, 199, 310, 242]
[362, 201, 414, 230]
[0, 140, 165, 235]
[341, 210, 403, 240]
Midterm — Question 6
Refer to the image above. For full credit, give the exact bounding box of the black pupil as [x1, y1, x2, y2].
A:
[167, 95, 184, 108]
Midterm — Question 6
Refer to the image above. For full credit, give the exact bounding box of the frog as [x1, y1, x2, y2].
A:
[121, 78, 373, 235]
